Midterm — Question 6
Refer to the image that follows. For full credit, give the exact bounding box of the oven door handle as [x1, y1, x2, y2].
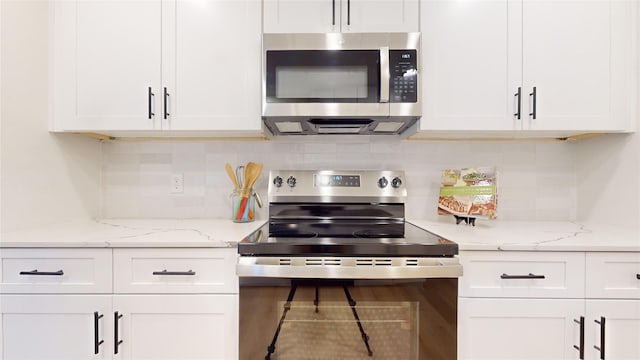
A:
[379, 46, 389, 103]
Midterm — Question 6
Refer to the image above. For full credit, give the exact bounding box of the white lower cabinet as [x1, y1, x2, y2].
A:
[585, 300, 640, 360]
[459, 250, 640, 360]
[113, 295, 237, 360]
[0, 295, 113, 360]
[459, 298, 584, 360]
[0, 248, 239, 360]
[584, 252, 640, 360]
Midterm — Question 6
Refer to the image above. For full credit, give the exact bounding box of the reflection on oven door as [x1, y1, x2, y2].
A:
[239, 279, 457, 360]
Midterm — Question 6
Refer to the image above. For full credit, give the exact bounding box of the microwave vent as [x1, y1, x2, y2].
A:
[374, 122, 404, 133]
[274, 121, 303, 133]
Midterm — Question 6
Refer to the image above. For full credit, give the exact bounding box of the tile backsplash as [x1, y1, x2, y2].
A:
[102, 137, 576, 221]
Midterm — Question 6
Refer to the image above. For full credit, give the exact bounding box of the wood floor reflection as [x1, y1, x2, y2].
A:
[239, 279, 457, 360]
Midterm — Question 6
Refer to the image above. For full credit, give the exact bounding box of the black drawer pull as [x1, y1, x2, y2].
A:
[19, 270, 64, 276]
[529, 86, 537, 119]
[94, 312, 104, 355]
[636, 274, 639, 280]
[152, 270, 196, 276]
[163, 87, 170, 119]
[594, 317, 605, 359]
[114, 312, 123, 355]
[500, 273, 546, 280]
[573, 316, 584, 359]
[514, 87, 522, 119]
[148, 86, 155, 119]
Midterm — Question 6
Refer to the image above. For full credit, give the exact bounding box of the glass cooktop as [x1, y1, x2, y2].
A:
[238, 222, 458, 257]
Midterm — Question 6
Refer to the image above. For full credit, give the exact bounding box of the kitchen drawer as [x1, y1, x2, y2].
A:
[0, 248, 112, 293]
[113, 248, 238, 294]
[459, 251, 585, 298]
[586, 252, 640, 299]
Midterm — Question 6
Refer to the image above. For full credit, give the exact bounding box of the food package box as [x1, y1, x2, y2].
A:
[437, 166, 497, 219]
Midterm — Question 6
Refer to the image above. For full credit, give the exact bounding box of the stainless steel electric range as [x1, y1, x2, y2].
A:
[237, 170, 461, 360]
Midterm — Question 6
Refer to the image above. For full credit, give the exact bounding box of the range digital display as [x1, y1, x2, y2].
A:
[314, 174, 360, 187]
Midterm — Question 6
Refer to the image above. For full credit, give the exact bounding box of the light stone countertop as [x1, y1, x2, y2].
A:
[0, 218, 266, 248]
[409, 218, 640, 252]
[1, 218, 639, 252]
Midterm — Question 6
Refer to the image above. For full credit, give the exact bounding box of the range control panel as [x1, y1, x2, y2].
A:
[389, 50, 417, 103]
[268, 170, 407, 203]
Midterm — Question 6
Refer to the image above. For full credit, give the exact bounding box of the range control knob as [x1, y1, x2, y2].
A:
[377, 177, 389, 188]
[287, 176, 297, 188]
[391, 177, 403, 188]
[273, 176, 283, 188]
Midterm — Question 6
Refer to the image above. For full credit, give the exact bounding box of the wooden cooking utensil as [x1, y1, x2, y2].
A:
[236, 162, 263, 221]
[225, 163, 240, 192]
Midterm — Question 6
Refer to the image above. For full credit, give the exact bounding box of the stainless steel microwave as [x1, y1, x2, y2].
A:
[262, 33, 421, 136]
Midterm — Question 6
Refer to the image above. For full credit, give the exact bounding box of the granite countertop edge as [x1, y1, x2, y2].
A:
[408, 218, 640, 252]
[1, 218, 639, 252]
[0, 218, 266, 249]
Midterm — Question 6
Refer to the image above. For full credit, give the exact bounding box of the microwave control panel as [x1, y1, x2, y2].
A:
[389, 50, 418, 103]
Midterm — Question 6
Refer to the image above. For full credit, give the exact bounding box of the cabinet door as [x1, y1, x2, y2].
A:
[161, 0, 262, 133]
[0, 295, 112, 360]
[51, 0, 162, 131]
[342, 0, 418, 32]
[458, 298, 584, 360]
[263, 0, 338, 33]
[113, 295, 238, 360]
[522, 0, 635, 132]
[586, 300, 640, 360]
[420, 0, 522, 132]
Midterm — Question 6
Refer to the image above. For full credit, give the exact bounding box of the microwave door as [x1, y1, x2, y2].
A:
[263, 49, 390, 118]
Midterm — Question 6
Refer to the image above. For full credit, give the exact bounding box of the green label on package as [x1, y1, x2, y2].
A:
[439, 186, 496, 196]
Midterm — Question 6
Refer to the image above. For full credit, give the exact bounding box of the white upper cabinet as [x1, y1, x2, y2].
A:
[50, 0, 262, 136]
[263, 0, 419, 33]
[51, 0, 162, 131]
[522, 0, 632, 132]
[418, 0, 637, 136]
[161, 0, 261, 132]
[420, 0, 521, 132]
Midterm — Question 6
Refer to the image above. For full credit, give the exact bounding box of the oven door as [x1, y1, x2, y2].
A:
[239, 277, 457, 360]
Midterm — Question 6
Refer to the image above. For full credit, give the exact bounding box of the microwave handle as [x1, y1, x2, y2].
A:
[379, 46, 389, 103]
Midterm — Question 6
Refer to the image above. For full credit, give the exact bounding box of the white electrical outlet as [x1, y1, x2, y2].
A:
[171, 173, 184, 193]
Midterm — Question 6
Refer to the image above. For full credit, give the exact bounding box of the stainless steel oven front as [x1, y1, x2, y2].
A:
[237, 170, 461, 360]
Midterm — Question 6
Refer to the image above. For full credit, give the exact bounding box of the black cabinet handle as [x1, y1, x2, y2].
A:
[152, 269, 196, 276]
[347, 0, 351, 26]
[114, 312, 123, 355]
[163, 87, 170, 119]
[636, 274, 639, 279]
[500, 273, 546, 280]
[573, 316, 584, 359]
[529, 86, 537, 119]
[148, 87, 155, 119]
[514, 87, 521, 119]
[19, 270, 64, 276]
[332, 0, 335, 26]
[594, 317, 605, 359]
[94, 312, 104, 355]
